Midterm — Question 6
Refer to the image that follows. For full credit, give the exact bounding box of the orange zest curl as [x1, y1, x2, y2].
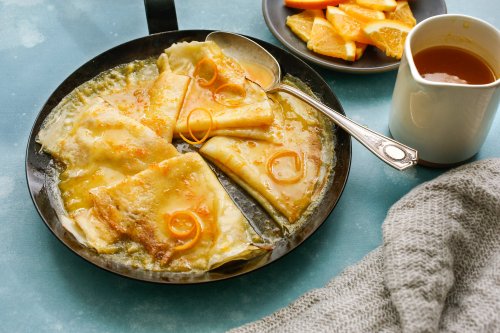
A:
[164, 210, 202, 251]
[193, 57, 218, 87]
[266, 150, 304, 184]
[213, 83, 246, 107]
[178, 108, 214, 145]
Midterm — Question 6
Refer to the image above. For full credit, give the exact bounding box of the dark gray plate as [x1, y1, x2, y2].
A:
[262, 0, 447, 73]
[26, 30, 352, 284]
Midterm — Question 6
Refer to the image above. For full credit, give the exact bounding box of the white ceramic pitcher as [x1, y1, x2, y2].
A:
[389, 14, 500, 166]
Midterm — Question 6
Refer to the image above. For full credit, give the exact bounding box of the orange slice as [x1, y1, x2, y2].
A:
[339, 3, 385, 23]
[356, 0, 397, 12]
[286, 10, 325, 42]
[307, 17, 356, 61]
[326, 6, 371, 44]
[355, 42, 368, 60]
[363, 19, 411, 59]
[385, 1, 416, 27]
[284, 0, 348, 10]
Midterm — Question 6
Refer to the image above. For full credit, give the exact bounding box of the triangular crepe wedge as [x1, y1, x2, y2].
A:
[176, 78, 274, 132]
[87, 152, 265, 272]
[40, 98, 179, 181]
[38, 98, 179, 252]
[162, 41, 275, 139]
[103, 70, 190, 142]
[175, 95, 285, 143]
[146, 70, 190, 141]
[200, 91, 333, 229]
[38, 59, 189, 146]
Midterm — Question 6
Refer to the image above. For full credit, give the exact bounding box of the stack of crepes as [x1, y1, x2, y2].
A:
[37, 41, 333, 272]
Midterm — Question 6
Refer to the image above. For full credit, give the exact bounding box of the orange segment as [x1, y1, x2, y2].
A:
[363, 19, 411, 59]
[286, 10, 325, 42]
[385, 1, 416, 27]
[307, 17, 356, 61]
[339, 3, 385, 23]
[284, 0, 348, 10]
[356, 0, 397, 12]
[326, 6, 372, 44]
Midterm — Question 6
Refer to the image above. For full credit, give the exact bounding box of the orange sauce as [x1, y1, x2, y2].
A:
[239, 60, 275, 90]
[413, 46, 496, 85]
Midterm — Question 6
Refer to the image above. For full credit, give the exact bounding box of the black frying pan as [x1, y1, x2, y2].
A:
[25, 0, 351, 283]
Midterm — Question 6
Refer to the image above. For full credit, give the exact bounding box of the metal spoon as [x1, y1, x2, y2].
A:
[206, 31, 418, 171]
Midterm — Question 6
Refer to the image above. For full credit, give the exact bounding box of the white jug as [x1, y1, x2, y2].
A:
[389, 14, 500, 166]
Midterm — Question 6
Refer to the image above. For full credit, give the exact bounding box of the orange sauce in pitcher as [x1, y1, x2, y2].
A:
[413, 46, 496, 85]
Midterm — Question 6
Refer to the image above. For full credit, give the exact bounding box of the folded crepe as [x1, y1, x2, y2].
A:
[200, 91, 333, 228]
[88, 152, 265, 271]
[37, 98, 179, 252]
[163, 41, 282, 142]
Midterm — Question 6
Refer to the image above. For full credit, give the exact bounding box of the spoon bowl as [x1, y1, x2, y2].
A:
[206, 31, 418, 171]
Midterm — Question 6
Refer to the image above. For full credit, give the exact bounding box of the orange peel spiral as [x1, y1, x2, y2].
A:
[266, 149, 304, 184]
[193, 57, 218, 87]
[164, 210, 202, 251]
[178, 108, 214, 145]
[213, 83, 246, 107]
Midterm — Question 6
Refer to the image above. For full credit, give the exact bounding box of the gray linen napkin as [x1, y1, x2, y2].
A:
[229, 158, 500, 333]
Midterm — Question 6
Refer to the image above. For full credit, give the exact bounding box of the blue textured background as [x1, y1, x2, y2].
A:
[0, 1, 498, 332]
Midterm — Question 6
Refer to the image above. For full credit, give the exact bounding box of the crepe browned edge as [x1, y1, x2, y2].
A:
[201, 75, 335, 234]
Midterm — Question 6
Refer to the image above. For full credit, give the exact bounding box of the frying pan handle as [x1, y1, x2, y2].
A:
[144, 0, 178, 34]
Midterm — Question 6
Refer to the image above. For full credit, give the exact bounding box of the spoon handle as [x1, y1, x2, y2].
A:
[273, 84, 418, 171]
